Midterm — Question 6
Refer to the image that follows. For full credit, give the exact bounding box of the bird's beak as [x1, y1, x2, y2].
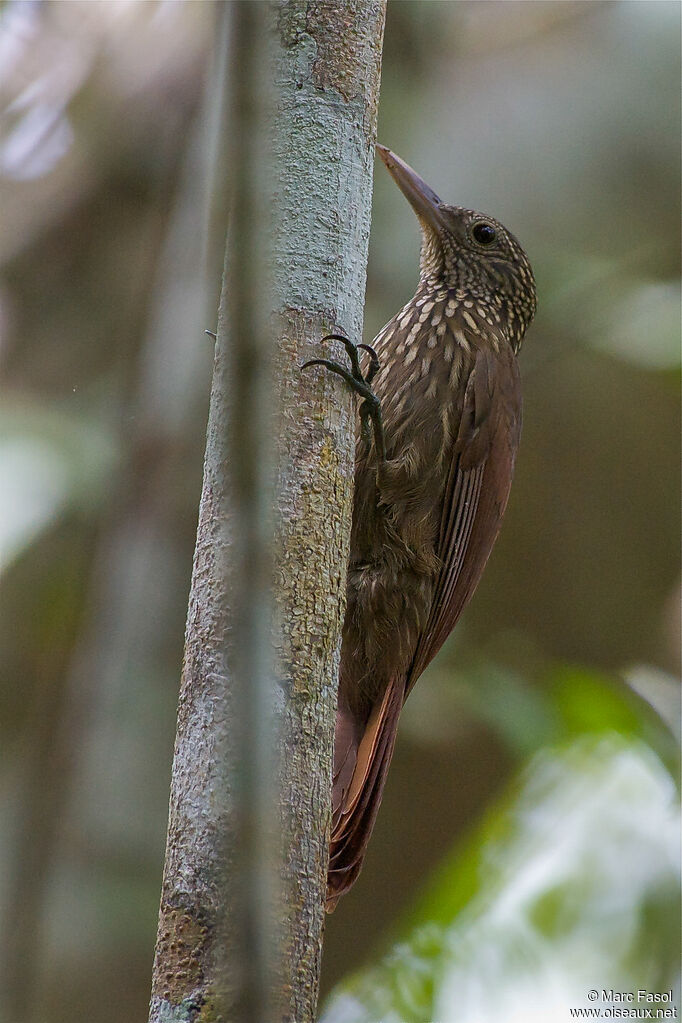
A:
[377, 145, 446, 233]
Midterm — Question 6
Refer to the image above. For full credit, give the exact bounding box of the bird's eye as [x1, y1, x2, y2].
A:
[472, 221, 497, 246]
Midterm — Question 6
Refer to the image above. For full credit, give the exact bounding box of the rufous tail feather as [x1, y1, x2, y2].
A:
[326, 679, 405, 912]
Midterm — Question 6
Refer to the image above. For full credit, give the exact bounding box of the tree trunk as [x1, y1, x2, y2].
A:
[148, 3, 386, 1022]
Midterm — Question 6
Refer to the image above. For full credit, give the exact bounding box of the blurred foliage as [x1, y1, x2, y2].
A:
[321, 732, 680, 1023]
[322, 651, 680, 1019]
[0, 400, 117, 573]
[0, 2, 679, 1022]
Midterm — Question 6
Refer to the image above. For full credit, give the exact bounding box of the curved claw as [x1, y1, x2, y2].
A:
[318, 335, 380, 377]
[302, 334, 386, 464]
[302, 358, 373, 401]
[357, 343, 380, 384]
[319, 333, 365, 380]
[320, 333, 352, 345]
[301, 358, 342, 373]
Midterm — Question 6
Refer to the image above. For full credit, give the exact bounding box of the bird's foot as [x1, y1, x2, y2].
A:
[302, 333, 386, 461]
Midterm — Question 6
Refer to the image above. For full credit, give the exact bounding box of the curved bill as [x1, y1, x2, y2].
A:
[376, 145, 446, 233]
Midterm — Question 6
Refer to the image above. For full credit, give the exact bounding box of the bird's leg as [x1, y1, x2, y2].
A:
[302, 333, 386, 463]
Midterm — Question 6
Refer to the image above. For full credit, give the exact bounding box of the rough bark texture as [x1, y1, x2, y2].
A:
[272, 5, 386, 1018]
[149, 3, 385, 1021]
[148, 313, 234, 1023]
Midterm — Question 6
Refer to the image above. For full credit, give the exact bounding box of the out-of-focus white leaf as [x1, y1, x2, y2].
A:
[0, 402, 117, 573]
[322, 736, 680, 1023]
[0, 102, 74, 180]
[594, 281, 681, 371]
[0, 436, 70, 571]
[434, 740, 679, 1023]
[625, 665, 681, 741]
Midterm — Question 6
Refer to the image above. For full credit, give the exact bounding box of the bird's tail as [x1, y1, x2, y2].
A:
[326, 679, 405, 911]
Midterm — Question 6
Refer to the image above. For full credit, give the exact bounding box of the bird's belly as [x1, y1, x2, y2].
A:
[340, 557, 435, 712]
[340, 452, 448, 713]
[338, 344, 464, 714]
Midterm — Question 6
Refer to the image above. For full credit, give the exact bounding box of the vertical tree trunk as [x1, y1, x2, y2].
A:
[149, 3, 386, 1022]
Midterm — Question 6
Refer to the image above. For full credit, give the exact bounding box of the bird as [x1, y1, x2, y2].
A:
[303, 145, 536, 911]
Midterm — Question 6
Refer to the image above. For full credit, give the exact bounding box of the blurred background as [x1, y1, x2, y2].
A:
[0, 3, 679, 1022]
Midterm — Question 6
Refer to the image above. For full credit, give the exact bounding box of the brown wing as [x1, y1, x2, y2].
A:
[327, 342, 521, 911]
[407, 342, 521, 691]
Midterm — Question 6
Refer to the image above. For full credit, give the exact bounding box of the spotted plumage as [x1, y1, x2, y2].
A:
[314, 147, 536, 910]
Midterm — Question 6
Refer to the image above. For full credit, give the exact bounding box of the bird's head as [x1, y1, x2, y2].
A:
[377, 145, 536, 350]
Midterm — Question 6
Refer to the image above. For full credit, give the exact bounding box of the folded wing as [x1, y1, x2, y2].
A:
[327, 342, 521, 910]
